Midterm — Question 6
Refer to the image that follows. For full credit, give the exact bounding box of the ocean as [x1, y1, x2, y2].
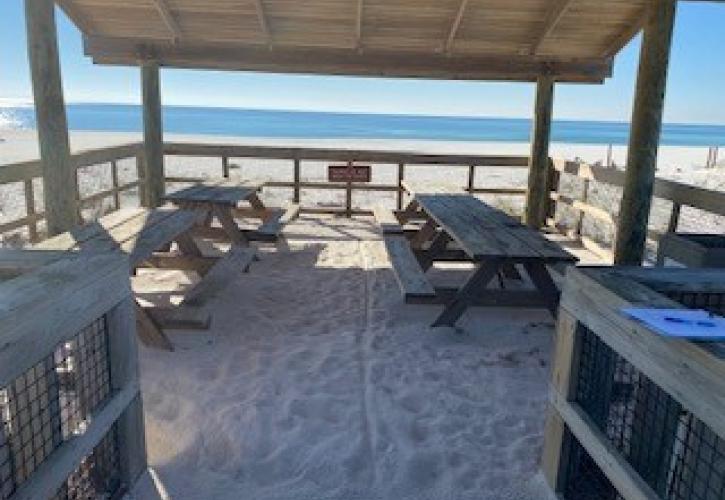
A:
[1, 103, 724, 146]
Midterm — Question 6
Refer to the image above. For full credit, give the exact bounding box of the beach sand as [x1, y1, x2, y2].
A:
[0, 130, 722, 498]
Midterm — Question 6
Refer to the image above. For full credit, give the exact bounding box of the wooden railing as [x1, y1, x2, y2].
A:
[546, 158, 725, 262]
[162, 142, 530, 216]
[0, 143, 143, 243]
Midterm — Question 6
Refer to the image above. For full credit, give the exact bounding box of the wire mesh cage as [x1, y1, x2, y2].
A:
[564, 326, 725, 500]
[0, 315, 122, 500]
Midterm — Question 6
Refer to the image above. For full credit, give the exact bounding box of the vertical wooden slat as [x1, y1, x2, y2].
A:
[397, 163, 405, 210]
[293, 158, 300, 203]
[575, 179, 590, 237]
[141, 63, 165, 208]
[135, 153, 147, 208]
[106, 297, 147, 489]
[111, 160, 121, 210]
[541, 309, 583, 492]
[23, 180, 39, 243]
[467, 165, 475, 193]
[615, 0, 677, 265]
[222, 156, 230, 179]
[25, 0, 77, 236]
[525, 75, 555, 229]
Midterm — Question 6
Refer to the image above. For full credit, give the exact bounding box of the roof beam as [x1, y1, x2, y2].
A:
[355, 0, 364, 52]
[529, 0, 574, 55]
[602, 8, 648, 57]
[254, 0, 273, 47]
[84, 36, 613, 83]
[443, 0, 469, 54]
[151, 0, 181, 43]
[56, 0, 95, 35]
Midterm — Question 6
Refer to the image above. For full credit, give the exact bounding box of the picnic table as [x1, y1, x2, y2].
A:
[378, 194, 577, 327]
[33, 207, 256, 350]
[163, 180, 299, 244]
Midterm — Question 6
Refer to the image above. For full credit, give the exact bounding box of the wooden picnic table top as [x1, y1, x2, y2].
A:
[163, 181, 260, 206]
[37, 207, 206, 268]
[415, 194, 576, 263]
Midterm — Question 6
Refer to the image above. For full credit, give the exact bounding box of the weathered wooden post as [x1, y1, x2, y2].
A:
[525, 75, 555, 229]
[141, 62, 165, 207]
[614, 0, 676, 265]
[25, 0, 78, 235]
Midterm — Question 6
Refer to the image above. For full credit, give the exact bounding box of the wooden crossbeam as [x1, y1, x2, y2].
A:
[254, 0, 273, 47]
[443, 0, 469, 54]
[602, 8, 648, 57]
[356, 0, 364, 51]
[530, 0, 574, 55]
[151, 0, 181, 43]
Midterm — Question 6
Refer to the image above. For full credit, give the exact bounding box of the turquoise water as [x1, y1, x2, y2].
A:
[1, 103, 724, 146]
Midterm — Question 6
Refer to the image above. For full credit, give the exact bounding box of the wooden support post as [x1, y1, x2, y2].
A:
[141, 62, 165, 208]
[25, 0, 78, 236]
[525, 75, 555, 229]
[467, 165, 475, 193]
[614, 0, 676, 265]
[222, 155, 230, 178]
[293, 158, 300, 203]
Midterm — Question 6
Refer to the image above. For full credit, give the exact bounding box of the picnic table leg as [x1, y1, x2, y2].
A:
[410, 219, 438, 250]
[398, 199, 419, 224]
[134, 300, 174, 351]
[175, 232, 204, 258]
[432, 259, 503, 328]
[523, 261, 561, 317]
[419, 231, 451, 271]
[247, 192, 274, 222]
[213, 205, 249, 247]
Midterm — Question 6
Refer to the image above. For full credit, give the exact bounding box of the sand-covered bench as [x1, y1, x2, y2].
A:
[383, 233, 436, 301]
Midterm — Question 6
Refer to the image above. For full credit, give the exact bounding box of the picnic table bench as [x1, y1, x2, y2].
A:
[379, 193, 577, 327]
[33, 207, 256, 350]
[164, 180, 299, 244]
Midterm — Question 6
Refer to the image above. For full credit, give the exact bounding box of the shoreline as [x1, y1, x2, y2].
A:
[0, 129, 720, 172]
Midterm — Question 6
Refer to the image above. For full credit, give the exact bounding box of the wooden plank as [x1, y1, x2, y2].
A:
[383, 234, 436, 300]
[147, 306, 211, 329]
[36, 208, 146, 251]
[530, 0, 574, 55]
[25, 0, 77, 235]
[373, 206, 403, 234]
[0, 252, 131, 386]
[443, 0, 469, 53]
[151, 0, 182, 42]
[0, 249, 69, 279]
[183, 246, 256, 306]
[553, 395, 661, 500]
[9, 383, 140, 500]
[135, 301, 174, 351]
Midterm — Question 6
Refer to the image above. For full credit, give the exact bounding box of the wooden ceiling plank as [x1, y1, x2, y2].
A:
[444, 0, 469, 54]
[254, 0, 273, 47]
[151, 0, 182, 43]
[356, 0, 364, 51]
[56, 0, 96, 35]
[530, 0, 575, 55]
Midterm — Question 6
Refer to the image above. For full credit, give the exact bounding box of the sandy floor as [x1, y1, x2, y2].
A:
[128, 216, 565, 500]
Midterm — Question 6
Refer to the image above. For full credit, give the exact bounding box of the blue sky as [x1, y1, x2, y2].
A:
[1, 1, 724, 124]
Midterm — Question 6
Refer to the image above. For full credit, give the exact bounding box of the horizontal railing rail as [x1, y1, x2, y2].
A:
[547, 158, 725, 262]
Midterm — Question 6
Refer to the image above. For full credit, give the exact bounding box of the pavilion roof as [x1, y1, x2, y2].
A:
[60, 0, 650, 82]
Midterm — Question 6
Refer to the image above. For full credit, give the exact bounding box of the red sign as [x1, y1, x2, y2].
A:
[328, 164, 372, 183]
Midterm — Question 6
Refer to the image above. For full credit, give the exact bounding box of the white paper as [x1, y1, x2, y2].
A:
[621, 308, 725, 340]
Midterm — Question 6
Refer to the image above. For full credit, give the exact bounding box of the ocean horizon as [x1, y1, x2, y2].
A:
[1, 103, 724, 147]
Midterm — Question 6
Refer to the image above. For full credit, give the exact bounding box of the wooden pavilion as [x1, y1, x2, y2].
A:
[28, 0, 688, 265]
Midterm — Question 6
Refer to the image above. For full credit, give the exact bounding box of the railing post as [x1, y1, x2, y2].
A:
[293, 158, 301, 203]
[467, 165, 475, 193]
[111, 160, 121, 210]
[397, 163, 405, 210]
[546, 159, 561, 224]
[575, 178, 590, 238]
[136, 152, 149, 207]
[24, 179, 39, 243]
[222, 155, 230, 179]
